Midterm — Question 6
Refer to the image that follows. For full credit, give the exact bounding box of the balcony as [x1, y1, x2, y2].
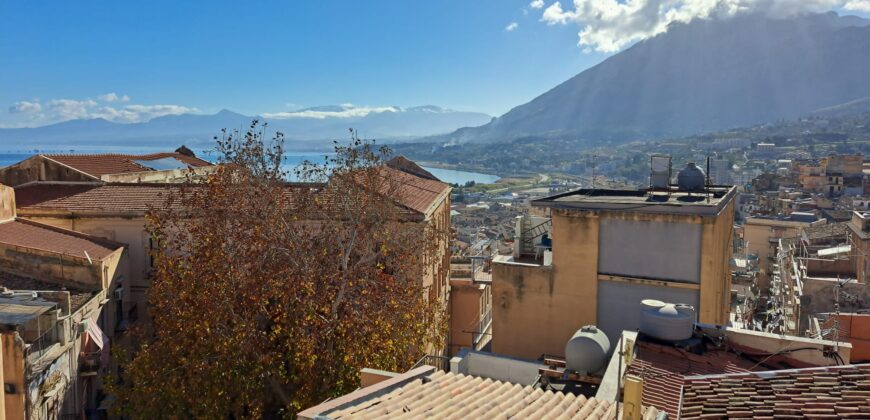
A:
[80, 351, 102, 376]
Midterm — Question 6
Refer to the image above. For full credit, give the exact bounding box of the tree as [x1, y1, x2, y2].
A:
[108, 123, 448, 418]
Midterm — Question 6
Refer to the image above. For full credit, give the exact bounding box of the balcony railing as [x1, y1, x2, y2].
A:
[411, 354, 451, 371]
[27, 325, 60, 361]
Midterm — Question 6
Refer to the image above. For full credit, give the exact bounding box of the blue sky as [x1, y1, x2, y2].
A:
[1, 0, 868, 128]
[0, 0, 604, 127]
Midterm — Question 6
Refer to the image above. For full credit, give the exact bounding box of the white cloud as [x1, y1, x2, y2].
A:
[530, 0, 546, 8]
[4, 95, 196, 126]
[100, 104, 197, 122]
[98, 92, 130, 102]
[8, 100, 42, 114]
[263, 104, 400, 120]
[844, 0, 870, 11]
[505, 21, 520, 31]
[537, 0, 854, 53]
[48, 99, 99, 120]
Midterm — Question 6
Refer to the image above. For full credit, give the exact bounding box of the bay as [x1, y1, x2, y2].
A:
[0, 151, 500, 186]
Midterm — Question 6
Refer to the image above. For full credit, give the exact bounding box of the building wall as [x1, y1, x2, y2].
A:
[699, 197, 735, 324]
[448, 279, 482, 356]
[743, 218, 820, 287]
[0, 185, 13, 222]
[100, 166, 216, 183]
[0, 244, 107, 291]
[493, 200, 734, 360]
[18, 216, 149, 324]
[2, 333, 25, 419]
[0, 156, 96, 187]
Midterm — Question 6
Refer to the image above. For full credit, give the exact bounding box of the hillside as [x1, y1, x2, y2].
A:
[433, 12, 870, 144]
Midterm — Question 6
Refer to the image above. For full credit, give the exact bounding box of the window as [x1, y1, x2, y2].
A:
[114, 287, 124, 331]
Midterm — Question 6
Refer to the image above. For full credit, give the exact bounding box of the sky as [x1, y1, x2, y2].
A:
[1, 0, 869, 128]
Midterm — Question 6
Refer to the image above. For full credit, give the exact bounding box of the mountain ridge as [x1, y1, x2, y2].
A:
[0, 105, 492, 150]
[428, 12, 870, 145]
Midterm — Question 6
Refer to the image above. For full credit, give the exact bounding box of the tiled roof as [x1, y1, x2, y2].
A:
[0, 219, 122, 259]
[43, 152, 212, 177]
[0, 270, 96, 312]
[15, 160, 448, 218]
[371, 165, 450, 215]
[386, 156, 440, 181]
[321, 370, 659, 419]
[16, 182, 424, 221]
[625, 340, 760, 418]
[679, 364, 870, 419]
[16, 183, 178, 214]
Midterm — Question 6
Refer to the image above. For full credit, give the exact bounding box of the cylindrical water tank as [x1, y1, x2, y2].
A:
[639, 299, 695, 342]
[565, 325, 611, 374]
[677, 162, 706, 191]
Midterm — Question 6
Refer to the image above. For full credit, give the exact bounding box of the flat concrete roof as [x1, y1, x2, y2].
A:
[0, 300, 54, 325]
[532, 186, 736, 216]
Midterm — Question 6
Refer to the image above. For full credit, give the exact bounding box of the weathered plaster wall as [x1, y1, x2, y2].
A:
[0, 157, 95, 187]
[0, 185, 14, 222]
[448, 280, 482, 356]
[0, 245, 104, 291]
[2, 333, 25, 419]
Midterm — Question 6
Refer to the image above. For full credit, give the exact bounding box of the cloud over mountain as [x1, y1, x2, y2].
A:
[537, 0, 864, 52]
[4, 95, 196, 127]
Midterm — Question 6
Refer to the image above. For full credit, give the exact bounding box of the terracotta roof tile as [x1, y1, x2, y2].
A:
[625, 341, 761, 418]
[321, 371, 660, 419]
[15, 159, 448, 218]
[371, 165, 450, 215]
[43, 152, 212, 177]
[0, 219, 122, 259]
[16, 183, 178, 214]
[679, 364, 870, 419]
[15, 182, 423, 221]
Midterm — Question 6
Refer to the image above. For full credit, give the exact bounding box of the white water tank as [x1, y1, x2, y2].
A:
[565, 325, 611, 374]
[639, 299, 695, 342]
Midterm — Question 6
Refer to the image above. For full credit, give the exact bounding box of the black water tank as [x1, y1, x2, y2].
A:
[677, 162, 706, 192]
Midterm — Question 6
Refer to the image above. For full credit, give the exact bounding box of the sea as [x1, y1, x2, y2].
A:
[0, 149, 500, 186]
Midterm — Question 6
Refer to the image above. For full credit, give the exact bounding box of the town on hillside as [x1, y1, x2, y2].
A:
[0, 139, 868, 418]
[3, 3, 870, 419]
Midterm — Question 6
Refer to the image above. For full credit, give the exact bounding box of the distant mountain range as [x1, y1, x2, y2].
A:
[0, 105, 492, 151]
[431, 12, 870, 145]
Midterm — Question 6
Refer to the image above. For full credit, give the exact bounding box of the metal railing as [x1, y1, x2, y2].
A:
[476, 310, 492, 343]
[411, 354, 451, 371]
[28, 324, 59, 360]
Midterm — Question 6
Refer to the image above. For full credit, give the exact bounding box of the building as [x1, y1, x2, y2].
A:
[743, 213, 824, 288]
[601, 316, 854, 419]
[814, 313, 870, 362]
[490, 181, 737, 359]
[709, 158, 731, 185]
[848, 211, 870, 284]
[0, 184, 127, 419]
[14, 183, 179, 325]
[0, 150, 214, 187]
[12, 156, 452, 350]
[448, 239, 493, 356]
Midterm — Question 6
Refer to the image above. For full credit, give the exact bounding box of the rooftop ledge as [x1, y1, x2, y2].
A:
[532, 185, 737, 216]
[492, 255, 548, 267]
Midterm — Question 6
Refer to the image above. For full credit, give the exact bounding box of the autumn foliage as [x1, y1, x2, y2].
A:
[108, 124, 448, 418]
